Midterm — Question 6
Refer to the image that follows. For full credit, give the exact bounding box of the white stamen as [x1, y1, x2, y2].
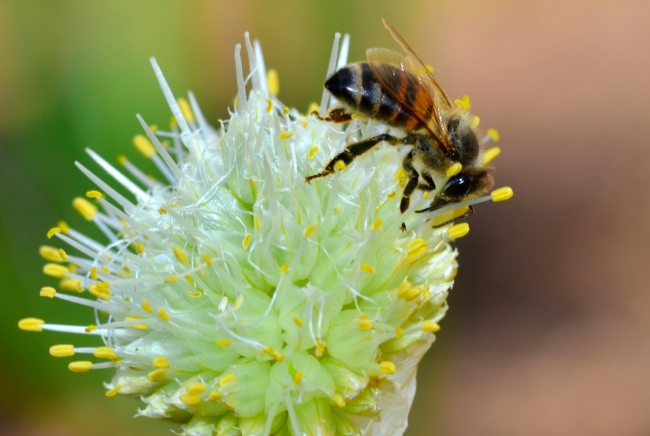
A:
[149, 57, 191, 138]
[234, 44, 248, 111]
[136, 114, 183, 182]
[320, 32, 341, 116]
[85, 148, 150, 202]
[75, 162, 136, 215]
[254, 40, 268, 94]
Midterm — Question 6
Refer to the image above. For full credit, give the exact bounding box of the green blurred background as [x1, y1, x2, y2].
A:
[2, 1, 650, 435]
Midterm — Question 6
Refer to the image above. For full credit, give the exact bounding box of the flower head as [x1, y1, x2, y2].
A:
[21, 31, 511, 435]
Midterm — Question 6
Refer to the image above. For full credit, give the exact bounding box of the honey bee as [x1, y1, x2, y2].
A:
[306, 19, 494, 220]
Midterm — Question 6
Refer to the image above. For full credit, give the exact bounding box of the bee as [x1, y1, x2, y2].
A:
[306, 19, 494, 221]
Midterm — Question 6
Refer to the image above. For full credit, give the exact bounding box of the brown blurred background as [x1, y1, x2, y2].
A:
[1, 0, 649, 435]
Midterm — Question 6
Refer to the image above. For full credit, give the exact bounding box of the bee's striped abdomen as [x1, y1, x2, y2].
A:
[325, 62, 422, 131]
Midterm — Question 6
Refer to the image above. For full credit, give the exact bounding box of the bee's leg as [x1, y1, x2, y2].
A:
[431, 205, 475, 228]
[306, 133, 399, 183]
[310, 107, 353, 124]
[417, 170, 436, 192]
[399, 149, 421, 213]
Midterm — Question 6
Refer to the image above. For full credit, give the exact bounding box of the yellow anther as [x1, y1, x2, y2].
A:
[394, 167, 407, 187]
[254, 216, 261, 231]
[332, 394, 346, 408]
[387, 190, 396, 199]
[133, 135, 156, 158]
[86, 190, 102, 199]
[486, 128, 500, 142]
[425, 64, 434, 72]
[152, 356, 170, 369]
[157, 308, 170, 322]
[371, 218, 383, 231]
[149, 124, 158, 132]
[293, 372, 304, 385]
[158, 207, 167, 214]
[333, 160, 346, 171]
[356, 317, 373, 331]
[170, 116, 178, 128]
[267, 69, 279, 95]
[39, 245, 63, 262]
[380, 361, 396, 374]
[395, 326, 404, 338]
[423, 192, 429, 199]
[404, 286, 423, 301]
[47, 227, 61, 239]
[217, 339, 231, 347]
[407, 238, 428, 260]
[333, 208, 341, 215]
[397, 281, 412, 299]
[68, 361, 93, 372]
[360, 263, 375, 273]
[279, 131, 294, 140]
[421, 320, 441, 333]
[67, 263, 77, 273]
[106, 386, 120, 397]
[125, 316, 148, 330]
[43, 264, 69, 279]
[173, 246, 189, 264]
[90, 266, 98, 280]
[272, 350, 285, 362]
[280, 264, 290, 274]
[431, 206, 470, 228]
[89, 285, 111, 301]
[177, 98, 195, 123]
[219, 373, 235, 387]
[117, 155, 127, 166]
[208, 390, 222, 402]
[448, 222, 470, 239]
[57, 221, 70, 233]
[19, 318, 44, 332]
[304, 224, 316, 237]
[470, 115, 480, 128]
[164, 275, 178, 284]
[202, 254, 212, 266]
[180, 394, 201, 406]
[85, 324, 96, 333]
[454, 95, 471, 109]
[188, 291, 201, 298]
[50, 344, 74, 357]
[446, 162, 463, 178]
[72, 198, 97, 221]
[315, 339, 326, 358]
[100, 266, 110, 274]
[135, 243, 144, 254]
[242, 234, 252, 249]
[147, 369, 167, 382]
[40, 286, 56, 298]
[482, 147, 501, 166]
[283, 107, 290, 116]
[293, 316, 303, 327]
[308, 146, 319, 160]
[265, 98, 273, 113]
[184, 274, 194, 282]
[491, 186, 514, 202]
[233, 295, 244, 310]
[94, 347, 117, 360]
[188, 382, 206, 395]
[141, 300, 153, 314]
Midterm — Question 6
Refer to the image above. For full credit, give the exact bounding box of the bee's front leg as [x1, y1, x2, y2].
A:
[310, 107, 353, 124]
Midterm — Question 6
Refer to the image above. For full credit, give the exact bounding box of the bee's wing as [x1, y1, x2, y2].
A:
[366, 47, 451, 155]
[381, 19, 454, 111]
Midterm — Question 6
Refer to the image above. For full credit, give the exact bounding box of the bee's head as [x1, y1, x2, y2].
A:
[430, 167, 494, 209]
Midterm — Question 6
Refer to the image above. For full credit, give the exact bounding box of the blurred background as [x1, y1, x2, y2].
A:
[1, 0, 649, 435]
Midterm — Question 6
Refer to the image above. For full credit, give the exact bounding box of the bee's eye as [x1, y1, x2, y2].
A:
[442, 174, 472, 199]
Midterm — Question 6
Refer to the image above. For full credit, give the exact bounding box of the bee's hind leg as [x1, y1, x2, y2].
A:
[306, 133, 399, 183]
[310, 107, 353, 124]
